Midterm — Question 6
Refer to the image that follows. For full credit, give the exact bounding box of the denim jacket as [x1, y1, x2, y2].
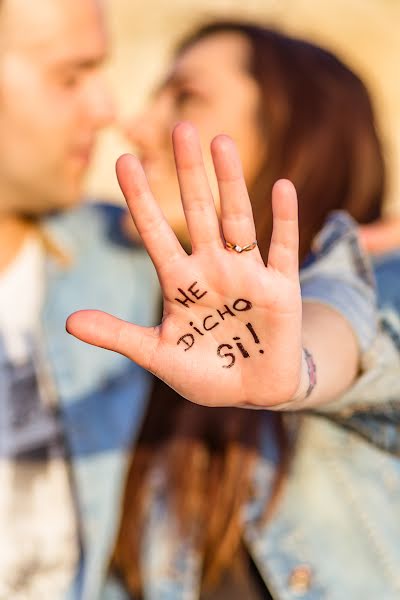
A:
[20, 205, 400, 600]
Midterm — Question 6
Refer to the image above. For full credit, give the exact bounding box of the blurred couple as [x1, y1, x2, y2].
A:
[1, 1, 400, 599]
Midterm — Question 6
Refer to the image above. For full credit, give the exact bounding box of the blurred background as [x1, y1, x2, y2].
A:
[86, 0, 400, 216]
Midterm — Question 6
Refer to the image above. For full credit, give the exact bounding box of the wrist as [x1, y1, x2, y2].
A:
[269, 347, 317, 411]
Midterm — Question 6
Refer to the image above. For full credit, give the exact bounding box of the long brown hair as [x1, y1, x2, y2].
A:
[111, 22, 385, 596]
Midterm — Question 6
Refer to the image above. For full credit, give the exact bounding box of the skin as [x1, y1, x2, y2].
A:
[359, 216, 400, 254]
[67, 34, 361, 410]
[0, 0, 114, 271]
[124, 32, 400, 256]
[67, 123, 360, 411]
[68, 33, 357, 411]
[124, 33, 267, 244]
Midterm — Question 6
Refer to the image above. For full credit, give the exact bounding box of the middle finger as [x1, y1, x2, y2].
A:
[173, 122, 223, 252]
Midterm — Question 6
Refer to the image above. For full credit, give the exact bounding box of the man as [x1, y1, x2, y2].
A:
[0, 1, 159, 598]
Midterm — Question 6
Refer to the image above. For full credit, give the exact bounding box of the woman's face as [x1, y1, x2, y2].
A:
[124, 32, 267, 241]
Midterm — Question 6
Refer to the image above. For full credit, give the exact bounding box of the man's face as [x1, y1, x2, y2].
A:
[0, 0, 114, 216]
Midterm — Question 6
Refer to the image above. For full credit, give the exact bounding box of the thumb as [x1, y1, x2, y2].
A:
[66, 310, 159, 371]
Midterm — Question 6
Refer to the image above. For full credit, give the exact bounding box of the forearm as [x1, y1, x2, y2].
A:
[272, 301, 360, 411]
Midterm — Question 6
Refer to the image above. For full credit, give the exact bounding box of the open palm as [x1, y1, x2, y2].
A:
[67, 123, 303, 408]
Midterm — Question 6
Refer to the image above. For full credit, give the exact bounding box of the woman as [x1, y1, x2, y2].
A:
[67, 23, 400, 599]
[123, 22, 384, 261]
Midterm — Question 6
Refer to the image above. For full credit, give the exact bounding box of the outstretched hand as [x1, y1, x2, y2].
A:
[66, 123, 303, 408]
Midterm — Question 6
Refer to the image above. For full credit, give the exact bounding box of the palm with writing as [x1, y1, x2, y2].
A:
[67, 123, 303, 408]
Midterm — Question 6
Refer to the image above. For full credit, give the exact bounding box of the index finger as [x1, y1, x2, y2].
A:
[116, 154, 186, 274]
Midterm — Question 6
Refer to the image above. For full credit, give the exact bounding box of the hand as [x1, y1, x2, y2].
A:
[66, 122, 303, 408]
[359, 217, 400, 255]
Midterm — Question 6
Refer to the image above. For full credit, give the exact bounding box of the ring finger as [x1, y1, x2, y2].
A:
[211, 135, 263, 263]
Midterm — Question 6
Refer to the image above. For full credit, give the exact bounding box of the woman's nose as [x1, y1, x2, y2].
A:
[122, 103, 167, 149]
[121, 94, 173, 151]
[121, 113, 148, 149]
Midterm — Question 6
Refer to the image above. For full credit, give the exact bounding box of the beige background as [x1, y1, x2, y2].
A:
[85, 0, 400, 215]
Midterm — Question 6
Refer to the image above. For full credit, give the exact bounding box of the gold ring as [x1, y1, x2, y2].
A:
[225, 240, 258, 253]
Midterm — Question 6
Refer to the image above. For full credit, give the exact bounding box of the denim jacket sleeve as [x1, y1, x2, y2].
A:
[300, 212, 400, 452]
[300, 211, 377, 354]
